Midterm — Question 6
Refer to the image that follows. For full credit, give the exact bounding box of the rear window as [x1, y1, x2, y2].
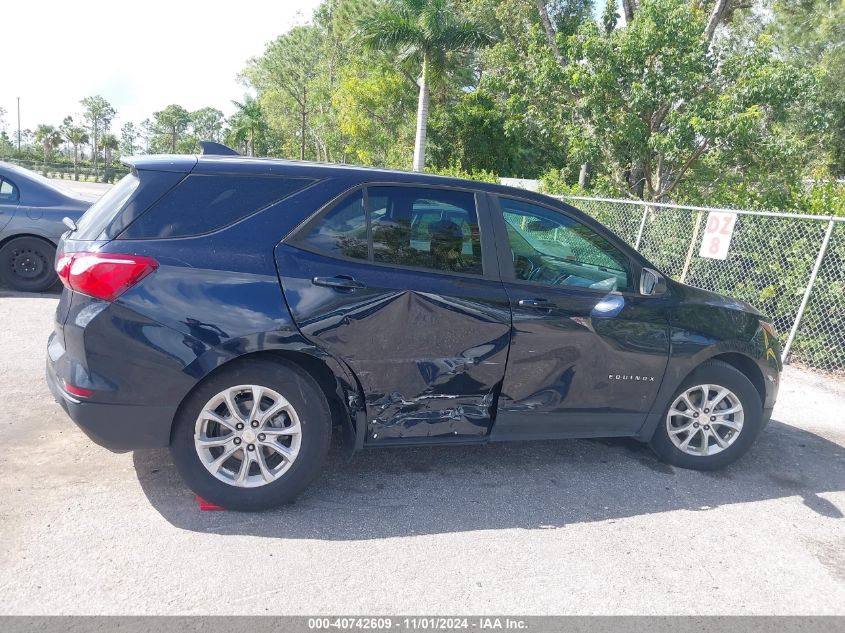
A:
[74, 173, 140, 241]
[119, 174, 313, 239]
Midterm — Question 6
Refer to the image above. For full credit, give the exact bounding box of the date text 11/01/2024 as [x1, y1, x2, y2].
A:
[307, 618, 529, 630]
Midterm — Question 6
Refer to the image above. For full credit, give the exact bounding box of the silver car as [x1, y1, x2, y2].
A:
[0, 162, 95, 291]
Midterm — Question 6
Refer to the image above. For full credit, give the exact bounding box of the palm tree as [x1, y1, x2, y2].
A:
[34, 125, 63, 175]
[357, 0, 495, 171]
[60, 116, 74, 161]
[99, 134, 119, 183]
[229, 97, 266, 157]
[80, 96, 116, 182]
[64, 126, 89, 181]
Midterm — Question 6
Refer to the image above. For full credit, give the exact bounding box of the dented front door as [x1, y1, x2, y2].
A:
[276, 245, 511, 444]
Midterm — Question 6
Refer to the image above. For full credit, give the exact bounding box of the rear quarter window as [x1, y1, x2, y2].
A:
[74, 173, 140, 240]
[119, 174, 313, 239]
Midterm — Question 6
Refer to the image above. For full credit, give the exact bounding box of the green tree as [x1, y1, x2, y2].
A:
[333, 59, 416, 166]
[120, 122, 138, 156]
[19, 129, 34, 154]
[80, 95, 116, 181]
[99, 133, 120, 182]
[772, 0, 845, 178]
[228, 97, 267, 156]
[357, 0, 496, 171]
[229, 0, 825, 194]
[62, 121, 89, 181]
[601, 0, 618, 33]
[242, 26, 323, 160]
[244, 2, 393, 164]
[34, 124, 62, 174]
[310, 0, 381, 163]
[0, 132, 12, 156]
[192, 107, 225, 144]
[152, 104, 191, 153]
[428, 90, 515, 174]
[59, 116, 74, 161]
[528, 0, 807, 200]
[139, 119, 153, 153]
[469, 0, 585, 179]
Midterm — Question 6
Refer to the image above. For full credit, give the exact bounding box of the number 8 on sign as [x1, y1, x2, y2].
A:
[699, 211, 737, 260]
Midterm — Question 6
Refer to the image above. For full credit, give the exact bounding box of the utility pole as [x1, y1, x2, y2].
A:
[16, 97, 21, 152]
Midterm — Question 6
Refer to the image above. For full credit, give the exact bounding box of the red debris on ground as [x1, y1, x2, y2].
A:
[195, 495, 225, 511]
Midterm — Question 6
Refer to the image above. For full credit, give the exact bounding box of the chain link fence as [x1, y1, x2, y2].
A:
[560, 195, 845, 376]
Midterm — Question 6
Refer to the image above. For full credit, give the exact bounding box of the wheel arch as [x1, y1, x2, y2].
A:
[170, 348, 364, 453]
[708, 352, 765, 406]
[0, 232, 57, 249]
[637, 349, 766, 442]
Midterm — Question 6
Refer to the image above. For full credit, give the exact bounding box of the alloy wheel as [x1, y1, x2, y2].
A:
[194, 384, 302, 488]
[666, 383, 744, 457]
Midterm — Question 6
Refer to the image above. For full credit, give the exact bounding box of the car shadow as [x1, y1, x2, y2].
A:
[0, 285, 61, 299]
[133, 419, 845, 540]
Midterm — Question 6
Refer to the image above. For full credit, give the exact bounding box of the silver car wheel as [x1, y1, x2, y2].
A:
[666, 383, 744, 457]
[194, 384, 302, 488]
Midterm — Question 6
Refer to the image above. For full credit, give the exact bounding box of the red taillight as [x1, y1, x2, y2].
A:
[63, 381, 93, 398]
[55, 252, 73, 287]
[55, 251, 158, 301]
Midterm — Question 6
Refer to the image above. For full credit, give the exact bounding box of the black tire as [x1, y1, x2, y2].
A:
[170, 359, 332, 511]
[649, 360, 763, 470]
[0, 236, 58, 292]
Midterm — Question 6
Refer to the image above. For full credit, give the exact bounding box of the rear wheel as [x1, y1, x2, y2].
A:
[170, 359, 332, 511]
[649, 360, 763, 470]
[0, 237, 57, 292]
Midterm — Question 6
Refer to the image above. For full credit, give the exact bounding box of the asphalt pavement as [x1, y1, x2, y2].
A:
[0, 290, 843, 614]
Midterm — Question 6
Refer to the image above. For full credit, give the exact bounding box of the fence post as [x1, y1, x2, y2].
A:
[634, 206, 649, 250]
[680, 210, 703, 283]
[781, 219, 836, 363]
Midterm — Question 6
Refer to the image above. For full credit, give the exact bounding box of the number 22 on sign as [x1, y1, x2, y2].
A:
[699, 211, 737, 260]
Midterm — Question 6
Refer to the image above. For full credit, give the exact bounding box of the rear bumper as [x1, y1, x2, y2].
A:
[46, 337, 175, 452]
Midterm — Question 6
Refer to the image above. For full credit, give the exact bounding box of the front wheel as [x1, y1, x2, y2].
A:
[649, 360, 763, 470]
[0, 237, 58, 292]
[170, 359, 332, 511]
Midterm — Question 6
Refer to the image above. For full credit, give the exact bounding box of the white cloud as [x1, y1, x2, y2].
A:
[1, 0, 321, 135]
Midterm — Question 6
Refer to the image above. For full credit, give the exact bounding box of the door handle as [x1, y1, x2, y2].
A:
[518, 298, 552, 309]
[312, 275, 367, 291]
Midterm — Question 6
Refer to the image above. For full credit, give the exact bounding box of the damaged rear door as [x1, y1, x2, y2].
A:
[276, 183, 511, 444]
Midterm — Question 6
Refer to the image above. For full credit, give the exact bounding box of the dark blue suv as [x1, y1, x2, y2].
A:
[47, 145, 781, 510]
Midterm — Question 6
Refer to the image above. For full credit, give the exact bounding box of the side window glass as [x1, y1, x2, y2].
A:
[299, 190, 368, 260]
[499, 198, 630, 291]
[368, 186, 482, 275]
[121, 174, 311, 239]
[0, 178, 19, 202]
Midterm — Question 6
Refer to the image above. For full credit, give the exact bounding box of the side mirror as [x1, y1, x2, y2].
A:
[640, 267, 667, 296]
